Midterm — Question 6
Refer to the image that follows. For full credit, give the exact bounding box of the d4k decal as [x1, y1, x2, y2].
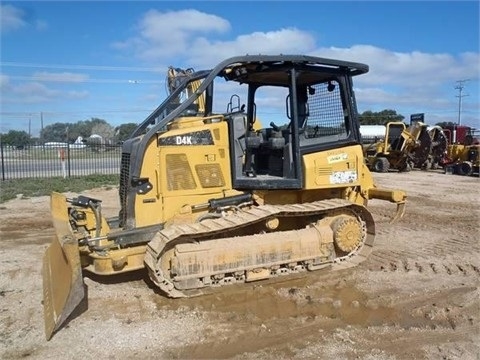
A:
[158, 130, 214, 146]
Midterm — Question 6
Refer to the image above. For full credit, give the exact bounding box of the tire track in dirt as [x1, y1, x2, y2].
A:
[366, 250, 479, 277]
[367, 192, 479, 276]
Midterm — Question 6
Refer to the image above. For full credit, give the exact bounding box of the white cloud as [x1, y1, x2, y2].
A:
[114, 9, 477, 92]
[113, 9, 317, 67]
[140, 9, 230, 40]
[188, 28, 317, 68]
[13, 82, 59, 102]
[0, 4, 27, 32]
[112, 9, 231, 61]
[32, 71, 90, 83]
[355, 86, 449, 109]
[66, 90, 89, 99]
[1, 69, 91, 105]
[1, 77, 89, 104]
[0, 74, 10, 88]
[109, 6, 480, 128]
[309, 45, 479, 123]
[313, 45, 479, 88]
[0, 4, 48, 33]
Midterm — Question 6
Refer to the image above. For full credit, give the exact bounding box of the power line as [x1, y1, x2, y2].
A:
[0, 61, 163, 72]
[6, 75, 164, 84]
[1, 109, 155, 117]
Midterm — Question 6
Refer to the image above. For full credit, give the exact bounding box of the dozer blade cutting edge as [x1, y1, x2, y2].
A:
[43, 192, 85, 340]
[367, 187, 407, 223]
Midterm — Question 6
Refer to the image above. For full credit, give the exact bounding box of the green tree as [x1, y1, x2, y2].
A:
[68, 120, 93, 140]
[91, 122, 115, 140]
[359, 109, 405, 125]
[115, 123, 138, 142]
[1, 130, 31, 147]
[69, 118, 111, 141]
[41, 122, 71, 142]
[40, 118, 113, 143]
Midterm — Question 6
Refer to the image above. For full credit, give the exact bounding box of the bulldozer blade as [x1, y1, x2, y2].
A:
[43, 192, 85, 340]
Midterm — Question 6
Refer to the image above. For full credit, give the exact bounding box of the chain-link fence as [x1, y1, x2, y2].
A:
[0, 143, 122, 180]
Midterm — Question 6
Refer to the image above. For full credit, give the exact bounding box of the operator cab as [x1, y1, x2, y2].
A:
[126, 55, 368, 195]
[222, 58, 366, 190]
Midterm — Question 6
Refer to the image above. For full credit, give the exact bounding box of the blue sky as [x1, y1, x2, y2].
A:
[1, 1, 479, 137]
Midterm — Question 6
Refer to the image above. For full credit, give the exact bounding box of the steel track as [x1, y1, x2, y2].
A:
[144, 199, 375, 298]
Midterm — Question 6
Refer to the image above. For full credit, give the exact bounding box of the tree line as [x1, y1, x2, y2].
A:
[0, 110, 454, 147]
[358, 109, 405, 125]
[0, 118, 137, 147]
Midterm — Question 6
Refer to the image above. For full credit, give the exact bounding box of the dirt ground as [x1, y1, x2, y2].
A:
[0, 170, 479, 360]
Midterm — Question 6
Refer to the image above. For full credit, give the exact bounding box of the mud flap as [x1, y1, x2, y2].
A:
[43, 192, 85, 340]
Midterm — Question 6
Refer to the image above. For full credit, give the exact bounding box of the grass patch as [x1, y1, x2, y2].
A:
[0, 174, 119, 203]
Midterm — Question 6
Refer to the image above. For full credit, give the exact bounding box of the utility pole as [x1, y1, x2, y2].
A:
[455, 79, 469, 126]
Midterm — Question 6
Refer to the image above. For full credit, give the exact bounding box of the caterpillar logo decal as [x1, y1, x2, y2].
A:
[158, 130, 214, 146]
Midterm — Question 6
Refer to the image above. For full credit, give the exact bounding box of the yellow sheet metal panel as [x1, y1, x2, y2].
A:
[303, 145, 364, 189]
[134, 135, 163, 228]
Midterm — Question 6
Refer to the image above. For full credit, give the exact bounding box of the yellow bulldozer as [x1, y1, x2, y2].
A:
[43, 55, 407, 340]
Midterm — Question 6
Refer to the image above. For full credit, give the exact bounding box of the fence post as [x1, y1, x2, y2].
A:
[1, 140, 5, 181]
[67, 144, 71, 178]
[59, 148, 66, 178]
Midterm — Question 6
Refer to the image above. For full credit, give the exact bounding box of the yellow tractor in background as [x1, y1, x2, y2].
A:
[440, 124, 479, 176]
[444, 144, 480, 176]
[363, 121, 433, 172]
[43, 55, 407, 340]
